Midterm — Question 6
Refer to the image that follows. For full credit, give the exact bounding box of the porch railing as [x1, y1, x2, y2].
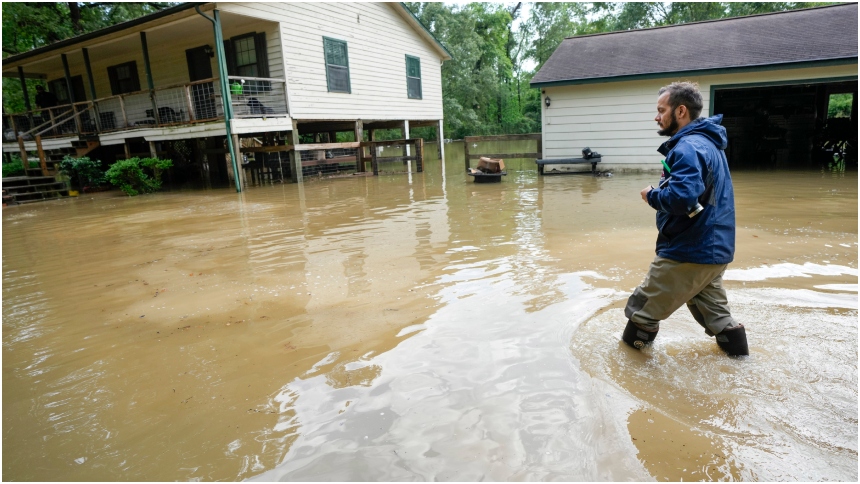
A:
[3, 102, 98, 141]
[2, 76, 288, 140]
[227, 76, 289, 118]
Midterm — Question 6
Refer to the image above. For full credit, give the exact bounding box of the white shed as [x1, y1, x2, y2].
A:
[531, 4, 857, 172]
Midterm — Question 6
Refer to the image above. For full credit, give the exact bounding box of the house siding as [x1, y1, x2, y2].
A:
[541, 63, 858, 169]
[219, 2, 444, 121]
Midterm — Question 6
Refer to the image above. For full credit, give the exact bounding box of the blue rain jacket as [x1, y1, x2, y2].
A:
[646, 115, 735, 264]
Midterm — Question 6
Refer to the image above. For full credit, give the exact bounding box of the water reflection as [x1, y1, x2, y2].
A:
[2, 145, 857, 481]
[253, 268, 645, 481]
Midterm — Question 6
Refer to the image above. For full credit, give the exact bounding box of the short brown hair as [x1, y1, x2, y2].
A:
[659, 81, 703, 120]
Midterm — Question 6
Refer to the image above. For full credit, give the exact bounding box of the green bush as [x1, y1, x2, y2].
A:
[3, 160, 25, 177]
[828, 93, 853, 119]
[2, 156, 38, 178]
[59, 155, 103, 190]
[105, 157, 173, 196]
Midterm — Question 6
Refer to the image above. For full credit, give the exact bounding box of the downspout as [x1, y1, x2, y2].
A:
[195, 5, 242, 192]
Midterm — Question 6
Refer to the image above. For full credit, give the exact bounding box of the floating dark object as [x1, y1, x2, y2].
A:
[468, 156, 507, 182]
[467, 168, 506, 183]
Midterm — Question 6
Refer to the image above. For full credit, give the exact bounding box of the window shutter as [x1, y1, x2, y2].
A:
[254, 33, 269, 79]
[128, 62, 141, 92]
[406, 56, 421, 99]
[223, 39, 237, 76]
[108, 65, 120, 95]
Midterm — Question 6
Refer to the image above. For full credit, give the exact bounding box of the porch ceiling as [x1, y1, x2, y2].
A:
[2, 8, 269, 79]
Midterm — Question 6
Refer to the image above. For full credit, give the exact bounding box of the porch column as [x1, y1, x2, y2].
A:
[61, 54, 76, 104]
[61, 54, 82, 133]
[82, 48, 100, 133]
[354, 119, 364, 172]
[17, 66, 34, 130]
[289, 119, 302, 183]
[140, 32, 160, 124]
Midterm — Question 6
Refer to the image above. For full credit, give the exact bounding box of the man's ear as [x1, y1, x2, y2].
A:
[677, 104, 688, 120]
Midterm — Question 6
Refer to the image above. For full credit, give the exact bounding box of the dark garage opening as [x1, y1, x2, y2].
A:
[714, 80, 857, 170]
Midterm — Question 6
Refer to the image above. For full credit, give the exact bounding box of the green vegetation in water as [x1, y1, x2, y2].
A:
[105, 157, 173, 196]
[2, 156, 38, 177]
[59, 155, 103, 190]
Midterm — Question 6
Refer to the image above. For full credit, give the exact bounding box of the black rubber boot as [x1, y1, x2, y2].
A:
[715, 325, 749, 356]
[622, 320, 658, 349]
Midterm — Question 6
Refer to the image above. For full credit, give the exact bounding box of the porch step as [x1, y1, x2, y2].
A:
[71, 138, 100, 157]
[2, 176, 69, 205]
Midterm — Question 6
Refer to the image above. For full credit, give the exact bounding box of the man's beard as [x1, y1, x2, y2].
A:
[658, 111, 679, 137]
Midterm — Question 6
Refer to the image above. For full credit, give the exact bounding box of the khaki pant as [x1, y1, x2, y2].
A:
[624, 256, 738, 334]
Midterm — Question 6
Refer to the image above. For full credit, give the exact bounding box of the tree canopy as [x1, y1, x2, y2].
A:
[2, 2, 173, 112]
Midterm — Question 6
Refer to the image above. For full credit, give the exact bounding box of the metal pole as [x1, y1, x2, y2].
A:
[196, 6, 241, 192]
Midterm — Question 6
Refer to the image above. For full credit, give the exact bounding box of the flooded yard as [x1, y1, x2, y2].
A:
[3, 147, 857, 481]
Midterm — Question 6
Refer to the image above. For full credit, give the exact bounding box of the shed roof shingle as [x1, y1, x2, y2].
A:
[531, 3, 858, 87]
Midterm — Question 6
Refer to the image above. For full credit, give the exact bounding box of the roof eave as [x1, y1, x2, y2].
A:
[394, 3, 453, 61]
[2, 2, 209, 69]
[530, 58, 859, 88]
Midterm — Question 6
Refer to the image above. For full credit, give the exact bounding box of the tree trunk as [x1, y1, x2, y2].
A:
[68, 2, 82, 33]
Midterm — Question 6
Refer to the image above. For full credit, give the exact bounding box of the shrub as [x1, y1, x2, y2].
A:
[58, 155, 103, 190]
[2, 155, 40, 177]
[3, 159, 26, 177]
[105, 157, 173, 196]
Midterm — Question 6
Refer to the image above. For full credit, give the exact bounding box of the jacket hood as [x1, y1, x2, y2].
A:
[659, 114, 728, 154]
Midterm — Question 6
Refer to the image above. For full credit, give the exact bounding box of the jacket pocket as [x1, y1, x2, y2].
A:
[657, 212, 696, 240]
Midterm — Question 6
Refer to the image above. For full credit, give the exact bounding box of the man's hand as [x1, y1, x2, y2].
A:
[640, 185, 653, 203]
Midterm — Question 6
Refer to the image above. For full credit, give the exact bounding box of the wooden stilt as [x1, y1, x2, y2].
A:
[354, 119, 364, 172]
[290, 120, 303, 183]
[35, 135, 48, 176]
[416, 137, 424, 173]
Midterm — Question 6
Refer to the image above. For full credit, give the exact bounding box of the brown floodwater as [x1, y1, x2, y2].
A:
[3, 145, 857, 481]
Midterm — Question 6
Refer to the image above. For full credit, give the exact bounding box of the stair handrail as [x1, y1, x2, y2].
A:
[21, 102, 96, 140]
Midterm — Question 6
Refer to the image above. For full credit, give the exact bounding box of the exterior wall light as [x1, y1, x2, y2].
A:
[544, 96, 551, 108]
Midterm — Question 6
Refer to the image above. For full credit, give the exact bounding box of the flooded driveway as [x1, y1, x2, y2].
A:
[3, 149, 857, 481]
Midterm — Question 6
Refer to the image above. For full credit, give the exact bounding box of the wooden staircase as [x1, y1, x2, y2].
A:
[4, 136, 99, 205]
[2, 176, 70, 205]
[26, 137, 100, 177]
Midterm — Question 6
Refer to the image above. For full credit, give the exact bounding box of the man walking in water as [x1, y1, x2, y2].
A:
[622, 81, 748, 356]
